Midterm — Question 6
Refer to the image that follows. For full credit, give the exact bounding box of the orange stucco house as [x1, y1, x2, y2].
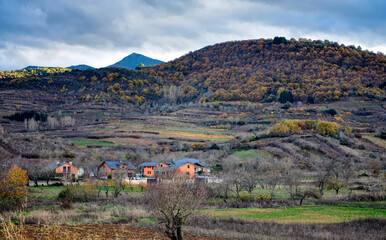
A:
[98, 160, 136, 178]
[139, 162, 168, 177]
[160, 162, 195, 179]
[54, 162, 78, 180]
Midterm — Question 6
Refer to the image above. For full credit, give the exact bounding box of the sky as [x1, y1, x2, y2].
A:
[0, 0, 385, 71]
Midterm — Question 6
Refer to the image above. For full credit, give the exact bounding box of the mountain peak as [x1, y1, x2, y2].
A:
[109, 53, 163, 69]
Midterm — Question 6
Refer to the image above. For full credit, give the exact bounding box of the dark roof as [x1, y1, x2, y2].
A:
[170, 158, 211, 167]
[104, 160, 136, 170]
[56, 162, 66, 168]
[139, 162, 160, 167]
[161, 161, 194, 172]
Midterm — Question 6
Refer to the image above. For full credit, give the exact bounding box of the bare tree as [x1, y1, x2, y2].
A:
[163, 85, 182, 103]
[17, 158, 44, 186]
[313, 158, 334, 197]
[24, 118, 39, 132]
[261, 158, 285, 197]
[47, 116, 60, 129]
[222, 156, 244, 197]
[146, 176, 208, 240]
[112, 168, 127, 198]
[60, 116, 75, 127]
[283, 165, 319, 205]
[242, 158, 261, 194]
[40, 162, 56, 185]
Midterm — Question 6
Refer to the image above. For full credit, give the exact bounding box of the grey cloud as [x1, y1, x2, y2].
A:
[0, 0, 384, 70]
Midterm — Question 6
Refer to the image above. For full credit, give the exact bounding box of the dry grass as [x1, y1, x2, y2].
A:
[159, 131, 234, 140]
[362, 134, 386, 148]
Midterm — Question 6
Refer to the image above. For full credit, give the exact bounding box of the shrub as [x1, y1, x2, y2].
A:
[281, 103, 291, 109]
[57, 187, 74, 202]
[256, 194, 272, 201]
[278, 91, 294, 103]
[323, 108, 338, 116]
[304, 120, 318, 130]
[237, 193, 253, 202]
[269, 119, 302, 136]
[316, 121, 340, 136]
[249, 134, 257, 141]
[191, 142, 205, 150]
[344, 126, 352, 134]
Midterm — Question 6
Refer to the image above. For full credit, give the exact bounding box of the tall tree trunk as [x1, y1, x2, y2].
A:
[177, 226, 183, 240]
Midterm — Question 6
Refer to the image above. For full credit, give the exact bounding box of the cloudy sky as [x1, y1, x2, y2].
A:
[0, 0, 385, 70]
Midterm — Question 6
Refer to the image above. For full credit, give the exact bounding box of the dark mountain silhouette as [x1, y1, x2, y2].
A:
[109, 53, 164, 69]
[67, 64, 95, 70]
[22, 66, 47, 70]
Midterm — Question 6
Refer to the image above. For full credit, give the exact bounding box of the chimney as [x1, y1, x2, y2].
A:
[57, 161, 60, 165]
[69, 162, 72, 165]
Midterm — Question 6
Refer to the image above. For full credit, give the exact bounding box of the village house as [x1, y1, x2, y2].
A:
[171, 158, 212, 176]
[159, 162, 195, 178]
[157, 158, 212, 179]
[139, 162, 168, 177]
[54, 162, 78, 181]
[98, 160, 136, 179]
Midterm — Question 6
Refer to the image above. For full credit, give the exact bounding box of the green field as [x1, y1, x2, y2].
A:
[203, 205, 386, 224]
[72, 140, 115, 147]
[233, 150, 260, 160]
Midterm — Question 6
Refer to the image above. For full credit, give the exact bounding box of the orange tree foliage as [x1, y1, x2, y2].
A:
[0, 165, 28, 201]
[148, 38, 385, 103]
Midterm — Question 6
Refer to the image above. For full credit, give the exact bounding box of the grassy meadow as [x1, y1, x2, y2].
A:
[203, 205, 386, 224]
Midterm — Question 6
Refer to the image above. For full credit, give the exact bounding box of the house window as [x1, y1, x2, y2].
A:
[187, 165, 190, 168]
[186, 172, 189, 176]
[63, 166, 67, 172]
[147, 171, 151, 174]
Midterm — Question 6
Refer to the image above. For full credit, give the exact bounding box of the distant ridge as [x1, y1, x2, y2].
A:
[23, 66, 46, 70]
[109, 53, 163, 69]
[67, 64, 95, 70]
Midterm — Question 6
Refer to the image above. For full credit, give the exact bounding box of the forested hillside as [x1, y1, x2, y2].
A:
[0, 38, 385, 105]
[0, 67, 163, 105]
[147, 37, 386, 103]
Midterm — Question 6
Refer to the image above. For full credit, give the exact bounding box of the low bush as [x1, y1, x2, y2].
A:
[237, 193, 253, 202]
[269, 119, 342, 137]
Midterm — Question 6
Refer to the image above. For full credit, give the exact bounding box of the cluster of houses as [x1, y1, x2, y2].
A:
[52, 158, 212, 181]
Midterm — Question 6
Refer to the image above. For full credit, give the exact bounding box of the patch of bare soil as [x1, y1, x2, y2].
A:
[19, 224, 227, 240]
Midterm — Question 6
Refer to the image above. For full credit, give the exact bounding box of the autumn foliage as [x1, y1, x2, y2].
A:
[269, 119, 341, 136]
[0, 165, 28, 204]
[148, 38, 385, 103]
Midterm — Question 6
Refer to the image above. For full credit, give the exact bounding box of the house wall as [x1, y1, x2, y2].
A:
[98, 162, 112, 177]
[55, 163, 79, 179]
[177, 163, 195, 178]
[144, 163, 169, 177]
[143, 166, 156, 177]
[98, 162, 135, 178]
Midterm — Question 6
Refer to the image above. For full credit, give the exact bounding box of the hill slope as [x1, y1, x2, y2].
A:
[0, 67, 163, 105]
[109, 53, 164, 69]
[148, 37, 385, 103]
[67, 64, 95, 70]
